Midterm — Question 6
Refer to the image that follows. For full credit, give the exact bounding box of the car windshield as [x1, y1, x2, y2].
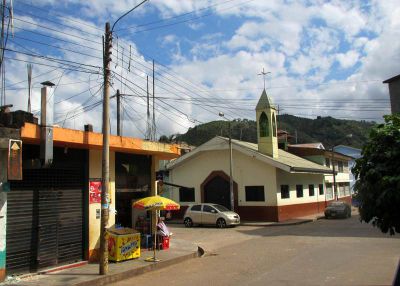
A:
[213, 204, 230, 212]
[329, 202, 344, 207]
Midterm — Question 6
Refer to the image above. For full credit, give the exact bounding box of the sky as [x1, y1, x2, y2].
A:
[1, 0, 399, 139]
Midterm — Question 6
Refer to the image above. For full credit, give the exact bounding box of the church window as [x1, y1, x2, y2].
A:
[259, 112, 269, 137]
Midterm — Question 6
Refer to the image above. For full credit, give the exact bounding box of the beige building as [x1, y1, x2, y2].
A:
[166, 90, 333, 222]
[288, 144, 353, 201]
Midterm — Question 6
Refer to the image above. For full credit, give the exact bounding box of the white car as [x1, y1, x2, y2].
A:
[183, 203, 240, 228]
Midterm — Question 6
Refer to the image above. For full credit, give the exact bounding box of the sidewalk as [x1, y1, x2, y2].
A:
[1, 238, 200, 286]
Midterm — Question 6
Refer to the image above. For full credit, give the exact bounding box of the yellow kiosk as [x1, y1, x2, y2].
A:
[107, 227, 140, 262]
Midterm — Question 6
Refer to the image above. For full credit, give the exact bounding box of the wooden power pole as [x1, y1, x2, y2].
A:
[99, 0, 148, 275]
[117, 89, 121, 136]
[100, 22, 112, 275]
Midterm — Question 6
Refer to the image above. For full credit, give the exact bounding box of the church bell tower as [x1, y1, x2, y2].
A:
[256, 89, 278, 158]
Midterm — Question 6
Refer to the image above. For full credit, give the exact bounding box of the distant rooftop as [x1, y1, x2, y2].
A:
[383, 74, 400, 84]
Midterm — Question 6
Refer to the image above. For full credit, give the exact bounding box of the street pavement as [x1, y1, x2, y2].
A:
[110, 215, 400, 286]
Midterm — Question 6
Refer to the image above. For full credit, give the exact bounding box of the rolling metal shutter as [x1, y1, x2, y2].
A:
[7, 148, 85, 274]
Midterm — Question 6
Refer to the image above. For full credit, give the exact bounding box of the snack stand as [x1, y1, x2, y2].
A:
[132, 189, 179, 262]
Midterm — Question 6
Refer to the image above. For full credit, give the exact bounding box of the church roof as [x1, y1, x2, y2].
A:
[167, 136, 331, 174]
[255, 89, 275, 110]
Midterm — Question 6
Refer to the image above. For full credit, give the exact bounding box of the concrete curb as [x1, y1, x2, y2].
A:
[240, 219, 314, 227]
[73, 248, 202, 286]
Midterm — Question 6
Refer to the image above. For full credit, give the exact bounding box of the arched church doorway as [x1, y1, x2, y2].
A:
[203, 175, 230, 209]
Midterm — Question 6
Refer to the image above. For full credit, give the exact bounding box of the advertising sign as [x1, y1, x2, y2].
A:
[89, 179, 102, 204]
[8, 139, 22, 180]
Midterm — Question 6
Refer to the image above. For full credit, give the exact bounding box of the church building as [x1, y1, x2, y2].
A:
[166, 90, 333, 221]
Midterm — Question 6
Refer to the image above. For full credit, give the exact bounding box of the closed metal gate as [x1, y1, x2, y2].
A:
[7, 146, 85, 274]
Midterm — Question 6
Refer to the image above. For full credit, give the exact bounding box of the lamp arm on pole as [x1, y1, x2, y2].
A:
[111, 0, 149, 32]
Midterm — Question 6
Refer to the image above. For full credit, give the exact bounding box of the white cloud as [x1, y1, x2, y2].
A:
[336, 51, 360, 69]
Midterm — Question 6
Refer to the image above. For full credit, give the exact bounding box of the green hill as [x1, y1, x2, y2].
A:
[166, 115, 375, 149]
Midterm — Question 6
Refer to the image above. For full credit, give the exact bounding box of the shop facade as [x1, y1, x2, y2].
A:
[0, 120, 179, 280]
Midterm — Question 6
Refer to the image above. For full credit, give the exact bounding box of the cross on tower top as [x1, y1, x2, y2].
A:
[258, 68, 271, 90]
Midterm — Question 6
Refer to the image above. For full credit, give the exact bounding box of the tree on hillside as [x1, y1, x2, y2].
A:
[352, 114, 400, 235]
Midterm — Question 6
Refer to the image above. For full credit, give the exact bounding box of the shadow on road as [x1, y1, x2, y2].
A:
[234, 215, 400, 239]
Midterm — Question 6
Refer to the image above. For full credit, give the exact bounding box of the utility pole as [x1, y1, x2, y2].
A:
[219, 112, 234, 211]
[331, 149, 338, 201]
[228, 120, 234, 211]
[99, 1, 148, 275]
[145, 75, 151, 140]
[100, 22, 112, 275]
[27, 64, 32, 113]
[116, 89, 121, 136]
[152, 60, 156, 141]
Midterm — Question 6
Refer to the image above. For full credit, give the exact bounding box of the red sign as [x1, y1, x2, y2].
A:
[8, 139, 22, 180]
[89, 180, 102, 204]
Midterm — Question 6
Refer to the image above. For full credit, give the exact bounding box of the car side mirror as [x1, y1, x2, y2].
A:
[211, 210, 216, 213]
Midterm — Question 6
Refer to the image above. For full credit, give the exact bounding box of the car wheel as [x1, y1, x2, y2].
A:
[216, 218, 226, 228]
[184, 217, 193, 227]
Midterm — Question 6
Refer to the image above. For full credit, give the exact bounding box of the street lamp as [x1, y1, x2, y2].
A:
[219, 112, 234, 211]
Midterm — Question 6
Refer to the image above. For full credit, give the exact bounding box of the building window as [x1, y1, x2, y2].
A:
[245, 186, 265, 201]
[338, 182, 345, 197]
[179, 187, 195, 202]
[326, 183, 333, 200]
[338, 161, 344, 172]
[344, 182, 350, 196]
[272, 114, 277, 137]
[296, 184, 303, 198]
[281, 185, 290, 199]
[308, 184, 315, 196]
[319, 184, 324, 195]
[325, 158, 330, 168]
[259, 112, 269, 137]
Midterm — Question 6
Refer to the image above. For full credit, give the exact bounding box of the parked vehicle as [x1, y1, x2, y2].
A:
[183, 203, 240, 228]
[324, 201, 351, 219]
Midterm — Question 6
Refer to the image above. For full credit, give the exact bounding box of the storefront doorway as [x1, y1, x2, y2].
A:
[115, 153, 151, 228]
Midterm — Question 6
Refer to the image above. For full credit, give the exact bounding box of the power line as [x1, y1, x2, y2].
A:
[13, 17, 101, 45]
[115, 0, 239, 32]
[5, 56, 100, 74]
[17, 0, 103, 32]
[13, 25, 103, 53]
[5, 48, 102, 73]
[11, 34, 102, 60]
[117, 0, 256, 35]
[12, 5, 101, 38]
[111, 52, 242, 119]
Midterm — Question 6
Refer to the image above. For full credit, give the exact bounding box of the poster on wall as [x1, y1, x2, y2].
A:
[89, 179, 112, 204]
[89, 179, 102, 204]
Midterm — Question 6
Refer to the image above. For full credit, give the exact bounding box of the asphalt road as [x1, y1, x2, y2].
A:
[110, 216, 400, 286]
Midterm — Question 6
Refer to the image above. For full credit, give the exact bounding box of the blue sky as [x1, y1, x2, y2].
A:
[2, 0, 399, 139]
